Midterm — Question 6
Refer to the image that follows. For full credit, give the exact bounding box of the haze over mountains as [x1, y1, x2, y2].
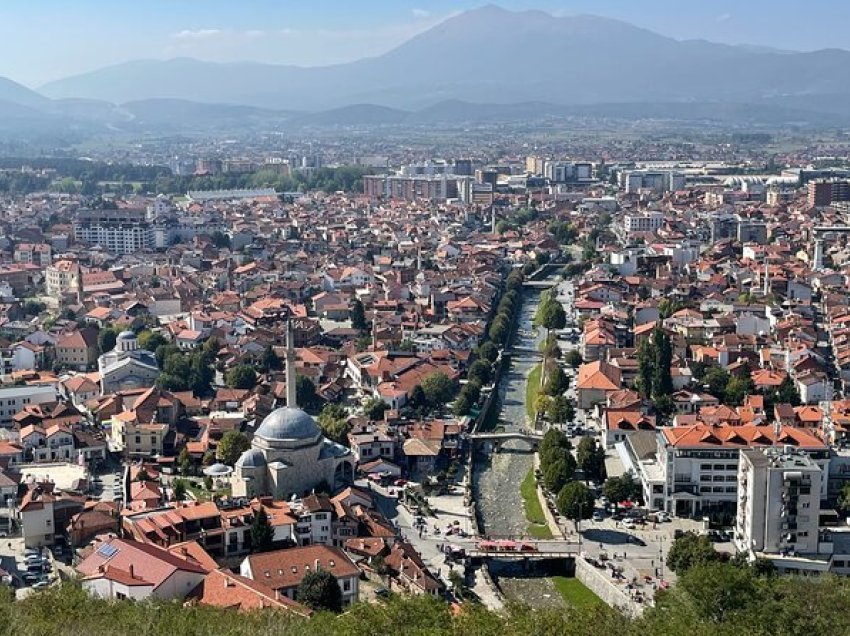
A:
[4, 4, 850, 134]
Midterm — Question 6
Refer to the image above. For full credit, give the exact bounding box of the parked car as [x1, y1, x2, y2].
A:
[592, 511, 604, 522]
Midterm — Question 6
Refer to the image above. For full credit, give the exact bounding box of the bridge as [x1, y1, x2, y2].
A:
[522, 280, 557, 289]
[507, 346, 543, 357]
[465, 538, 580, 560]
[468, 430, 544, 442]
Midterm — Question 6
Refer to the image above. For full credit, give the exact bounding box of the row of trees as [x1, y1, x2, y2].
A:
[692, 359, 801, 409]
[9, 562, 850, 633]
[636, 327, 674, 415]
[156, 339, 219, 395]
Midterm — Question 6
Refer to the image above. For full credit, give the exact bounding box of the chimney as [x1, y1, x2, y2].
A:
[128, 564, 134, 579]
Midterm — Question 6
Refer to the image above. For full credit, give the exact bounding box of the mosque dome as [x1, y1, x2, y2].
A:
[235, 447, 266, 469]
[254, 407, 321, 443]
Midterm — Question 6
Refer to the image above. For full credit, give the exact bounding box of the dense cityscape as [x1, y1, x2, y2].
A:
[0, 3, 850, 635]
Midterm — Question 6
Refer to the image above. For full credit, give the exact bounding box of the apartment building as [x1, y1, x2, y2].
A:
[73, 208, 153, 255]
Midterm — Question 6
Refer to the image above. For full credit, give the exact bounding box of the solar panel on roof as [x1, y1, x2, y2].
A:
[96, 544, 118, 558]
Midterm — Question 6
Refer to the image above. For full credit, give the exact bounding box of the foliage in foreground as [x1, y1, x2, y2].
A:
[5, 568, 850, 636]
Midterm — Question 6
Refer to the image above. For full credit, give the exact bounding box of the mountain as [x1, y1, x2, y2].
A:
[0, 76, 50, 109]
[38, 5, 850, 116]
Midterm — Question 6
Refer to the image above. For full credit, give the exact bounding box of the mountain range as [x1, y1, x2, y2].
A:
[4, 4, 850, 135]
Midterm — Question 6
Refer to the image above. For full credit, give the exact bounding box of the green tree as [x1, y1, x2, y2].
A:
[534, 291, 567, 332]
[260, 345, 282, 372]
[725, 369, 754, 407]
[544, 364, 570, 396]
[602, 473, 643, 505]
[250, 506, 274, 553]
[201, 450, 215, 467]
[98, 326, 118, 354]
[666, 532, 721, 574]
[217, 430, 250, 465]
[546, 395, 575, 424]
[556, 481, 595, 529]
[838, 482, 850, 513]
[467, 359, 492, 386]
[476, 341, 499, 363]
[171, 478, 187, 502]
[363, 396, 388, 421]
[704, 366, 731, 399]
[576, 437, 606, 483]
[777, 374, 801, 406]
[296, 569, 343, 613]
[542, 456, 576, 494]
[651, 328, 673, 400]
[453, 391, 472, 417]
[421, 371, 457, 407]
[22, 300, 46, 316]
[350, 298, 367, 332]
[564, 349, 583, 368]
[178, 448, 192, 476]
[318, 403, 349, 443]
[296, 375, 320, 411]
[225, 364, 258, 390]
[636, 339, 654, 399]
[137, 330, 166, 352]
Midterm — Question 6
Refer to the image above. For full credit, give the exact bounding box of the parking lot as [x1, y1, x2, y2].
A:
[0, 536, 67, 598]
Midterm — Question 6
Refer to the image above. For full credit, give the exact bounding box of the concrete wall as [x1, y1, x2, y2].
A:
[574, 556, 644, 618]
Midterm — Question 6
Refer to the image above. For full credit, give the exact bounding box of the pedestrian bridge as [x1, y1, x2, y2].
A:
[468, 430, 544, 442]
[522, 280, 557, 289]
[465, 538, 579, 559]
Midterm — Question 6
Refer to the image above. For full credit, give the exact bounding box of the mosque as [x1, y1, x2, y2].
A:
[231, 322, 354, 500]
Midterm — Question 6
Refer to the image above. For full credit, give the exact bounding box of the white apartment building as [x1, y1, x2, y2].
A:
[736, 447, 822, 558]
[73, 208, 154, 255]
[0, 385, 57, 428]
[623, 211, 664, 236]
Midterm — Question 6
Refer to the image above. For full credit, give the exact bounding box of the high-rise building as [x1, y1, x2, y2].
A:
[73, 208, 153, 255]
[736, 447, 822, 557]
[807, 179, 850, 207]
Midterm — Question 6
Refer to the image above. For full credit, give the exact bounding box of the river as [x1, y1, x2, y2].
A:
[472, 280, 568, 608]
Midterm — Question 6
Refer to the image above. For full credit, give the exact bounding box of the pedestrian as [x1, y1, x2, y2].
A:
[624, 551, 627, 559]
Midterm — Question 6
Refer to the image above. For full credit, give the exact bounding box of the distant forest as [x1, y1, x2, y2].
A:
[0, 158, 372, 196]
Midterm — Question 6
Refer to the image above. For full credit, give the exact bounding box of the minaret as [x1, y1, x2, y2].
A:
[763, 256, 770, 296]
[285, 319, 297, 408]
[491, 206, 497, 234]
[76, 264, 84, 305]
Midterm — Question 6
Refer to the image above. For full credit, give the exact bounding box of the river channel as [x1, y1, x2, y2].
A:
[472, 280, 568, 608]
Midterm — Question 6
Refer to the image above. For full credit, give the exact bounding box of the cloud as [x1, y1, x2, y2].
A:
[172, 28, 222, 40]
[412, 8, 430, 18]
[243, 30, 266, 39]
[716, 13, 732, 23]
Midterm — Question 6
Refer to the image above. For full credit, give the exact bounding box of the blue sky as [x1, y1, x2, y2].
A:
[2, 0, 849, 87]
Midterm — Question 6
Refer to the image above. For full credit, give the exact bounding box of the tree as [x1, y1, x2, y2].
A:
[260, 345, 282, 372]
[544, 364, 570, 396]
[350, 298, 367, 332]
[98, 326, 118, 354]
[534, 292, 566, 332]
[178, 447, 192, 476]
[488, 316, 509, 345]
[318, 403, 349, 443]
[542, 456, 576, 494]
[137, 330, 166, 352]
[453, 391, 472, 417]
[546, 395, 575, 424]
[838, 482, 850, 513]
[576, 437, 606, 483]
[725, 371, 754, 407]
[556, 481, 595, 529]
[225, 365, 258, 390]
[363, 396, 388, 421]
[23, 300, 46, 316]
[666, 532, 721, 574]
[217, 430, 250, 465]
[564, 349, 583, 368]
[777, 374, 801, 406]
[250, 506, 274, 553]
[201, 450, 215, 467]
[476, 341, 499, 363]
[296, 375, 320, 411]
[421, 371, 457, 407]
[296, 569, 343, 613]
[134, 469, 150, 482]
[171, 478, 187, 502]
[704, 366, 731, 399]
[408, 385, 426, 409]
[636, 339, 654, 399]
[602, 473, 642, 505]
[467, 360, 492, 386]
[651, 328, 673, 400]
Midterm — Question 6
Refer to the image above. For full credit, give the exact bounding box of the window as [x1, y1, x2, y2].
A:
[343, 580, 351, 592]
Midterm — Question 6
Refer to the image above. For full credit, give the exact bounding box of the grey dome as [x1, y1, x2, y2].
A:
[203, 462, 232, 476]
[116, 330, 136, 340]
[255, 407, 320, 442]
[235, 448, 266, 469]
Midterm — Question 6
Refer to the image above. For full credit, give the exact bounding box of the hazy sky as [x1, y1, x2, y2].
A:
[2, 0, 849, 87]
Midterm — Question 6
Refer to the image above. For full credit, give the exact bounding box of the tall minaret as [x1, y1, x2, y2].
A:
[491, 206, 497, 234]
[763, 256, 770, 296]
[285, 319, 297, 408]
[76, 264, 84, 305]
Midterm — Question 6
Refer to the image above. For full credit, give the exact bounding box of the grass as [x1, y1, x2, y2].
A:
[520, 468, 553, 540]
[551, 576, 604, 610]
[526, 363, 542, 421]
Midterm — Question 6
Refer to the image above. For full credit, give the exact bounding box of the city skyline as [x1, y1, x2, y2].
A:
[3, 0, 850, 87]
